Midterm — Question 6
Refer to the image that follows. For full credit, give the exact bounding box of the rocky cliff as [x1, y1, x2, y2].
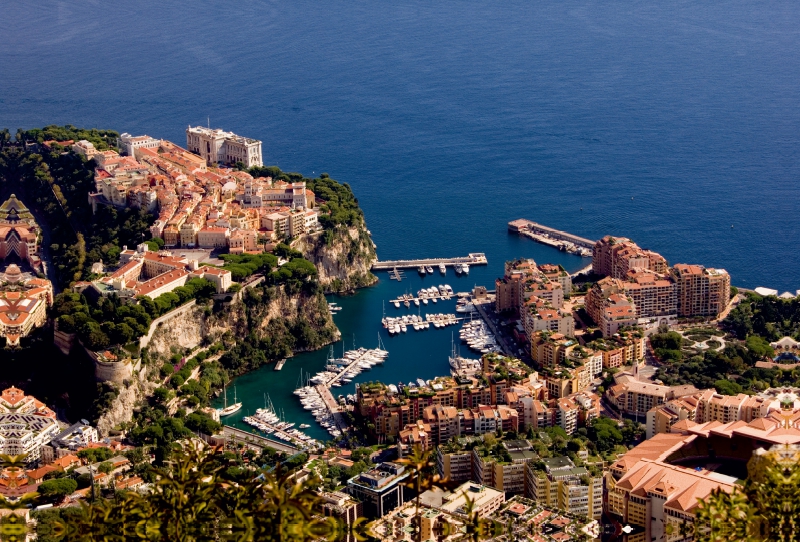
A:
[145, 286, 339, 361]
[95, 285, 339, 435]
[297, 223, 378, 293]
[96, 369, 158, 436]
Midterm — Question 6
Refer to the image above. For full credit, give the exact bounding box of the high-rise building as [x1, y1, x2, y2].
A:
[671, 264, 731, 318]
[592, 236, 667, 279]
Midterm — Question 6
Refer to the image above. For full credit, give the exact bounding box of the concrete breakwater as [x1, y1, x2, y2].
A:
[508, 219, 595, 256]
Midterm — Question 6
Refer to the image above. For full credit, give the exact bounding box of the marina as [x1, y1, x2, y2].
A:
[372, 253, 487, 271]
[242, 394, 320, 450]
[508, 219, 595, 257]
[390, 284, 457, 308]
[383, 313, 460, 334]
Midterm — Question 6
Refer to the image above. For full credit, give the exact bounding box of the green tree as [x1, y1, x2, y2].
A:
[38, 478, 78, 498]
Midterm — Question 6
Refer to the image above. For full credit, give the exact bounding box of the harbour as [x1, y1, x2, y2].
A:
[508, 219, 595, 257]
[214, 241, 588, 445]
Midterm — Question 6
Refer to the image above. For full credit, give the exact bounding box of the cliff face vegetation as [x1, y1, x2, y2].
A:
[146, 283, 340, 375]
[298, 223, 377, 293]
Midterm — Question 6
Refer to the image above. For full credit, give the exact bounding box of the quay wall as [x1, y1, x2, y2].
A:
[508, 219, 596, 248]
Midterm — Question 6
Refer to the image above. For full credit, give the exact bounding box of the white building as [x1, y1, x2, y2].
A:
[0, 413, 61, 465]
[186, 126, 263, 168]
[117, 134, 161, 157]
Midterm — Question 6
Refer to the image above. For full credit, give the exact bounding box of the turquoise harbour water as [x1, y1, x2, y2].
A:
[219, 240, 585, 443]
[3, 1, 800, 438]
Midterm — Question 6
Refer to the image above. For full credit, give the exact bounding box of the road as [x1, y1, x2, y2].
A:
[221, 425, 300, 454]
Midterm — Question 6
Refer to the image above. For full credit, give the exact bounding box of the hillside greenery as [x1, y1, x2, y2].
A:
[724, 292, 800, 340]
[651, 328, 798, 393]
[247, 166, 364, 229]
[53, 277, 217, 351]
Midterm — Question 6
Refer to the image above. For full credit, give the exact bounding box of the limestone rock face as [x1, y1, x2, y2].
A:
[95, 370, 157, 437]
[298, 224, 378, 293]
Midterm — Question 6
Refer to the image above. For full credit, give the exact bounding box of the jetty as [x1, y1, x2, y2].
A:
[274, 358, 287, 371]
[372, 253, 487, 271]
[314, 384, 349, 432]
[508, 219, 595, 256]
[388, 267, 406, 281]
[325, 348, 377, 387]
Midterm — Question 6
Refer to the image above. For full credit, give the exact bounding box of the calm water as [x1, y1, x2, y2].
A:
[3, 0, 800, 438]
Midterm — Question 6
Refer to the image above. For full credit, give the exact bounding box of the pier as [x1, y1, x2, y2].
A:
[372, 253, 487, 271]
[508, 219, 595, 255]
[325, 348, 376, 387]
[315, 384, 349, 432]
[388, 267, 406, 281]
[274, 358, 287, 371]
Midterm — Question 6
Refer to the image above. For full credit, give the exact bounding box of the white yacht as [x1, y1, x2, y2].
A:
[218, 385, 242, 417]
[426, 265, 434, 274]
[439, 263, 446, 274]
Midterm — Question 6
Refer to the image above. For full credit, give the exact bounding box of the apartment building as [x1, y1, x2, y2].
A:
[645, 396, 700, 439]
[693, 390, 769, 424]
[526, 456, 602, 520]
[186, 126, 263, 168]
[671, 264, 731, 318]
[436, 445, 474, 483]
[422, 404, 460, 444]
[588, 331, 646, 369]
[471, 444, 537, 496]
[592, 236, 668, 278]
[521, 296, 574, 339]
[606, 372, 698, 417]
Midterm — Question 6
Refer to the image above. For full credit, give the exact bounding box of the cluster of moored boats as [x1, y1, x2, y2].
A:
[460, 319, 503, 354]
[328, 302, 343, 315]
[242, 397, 320, 449]
[416, 263, 470, 275]
[455, 297, 476, 313]
[309, 345, 389, 387]
[383, 313, 458, 334]
[393, 285, 454, 308]
[293, 386, 343, 438]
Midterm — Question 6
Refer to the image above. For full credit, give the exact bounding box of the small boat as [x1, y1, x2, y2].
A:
[394, 300, 401, 308]
[299, 424, 310, 429]
[426, 265, 434, 274]
[439, 263, 446, 274]
[414, 298, 420, 306]
[462, 263, 469, 274]
[419, 266, 426, 275]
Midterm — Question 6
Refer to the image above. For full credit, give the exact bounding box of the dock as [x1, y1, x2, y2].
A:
[274, 358, 287, 371]
[388, 267, 406, 281]
[315, 385, 349, 432]
[508, 219, 595, 255]
[325, 349, 377, 387]
[372, 253, 487, 271]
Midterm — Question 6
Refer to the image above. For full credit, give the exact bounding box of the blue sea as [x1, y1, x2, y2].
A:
[3, 0, 800, 440]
